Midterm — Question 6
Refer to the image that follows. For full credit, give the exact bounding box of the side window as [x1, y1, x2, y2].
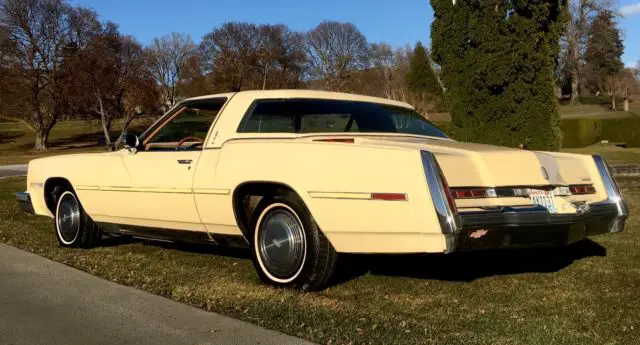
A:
[149, 108, 214, 144]
[242, 100, 295, 133]
[239, 100, 358, 133]
[143, 99, 226, 151]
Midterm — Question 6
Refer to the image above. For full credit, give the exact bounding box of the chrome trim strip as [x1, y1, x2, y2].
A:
[193, 188, 231, 195]
[100, 186, 192, 194]
[75, 186, 232, 195]
[593, 155, 629, 218]
[75, 185, 100, 191]
[308, 191, 372, 200]
[421, 151, 460, 253]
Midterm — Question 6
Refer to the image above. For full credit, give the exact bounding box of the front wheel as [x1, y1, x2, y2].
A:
[54, 190, 102, 248]
[251, 192, 338, 291]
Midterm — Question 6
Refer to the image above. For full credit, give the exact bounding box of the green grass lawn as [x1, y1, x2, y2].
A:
[428, 105, 639, 123]
[1, 176, 640, 345]
[563, 143, 640, 165]
[0, 118, 153, 165]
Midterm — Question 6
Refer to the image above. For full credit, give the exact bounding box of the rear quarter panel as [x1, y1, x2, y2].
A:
[210, 140, 447, 253]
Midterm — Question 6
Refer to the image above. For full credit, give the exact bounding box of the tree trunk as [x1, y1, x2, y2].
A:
[98, 101, 113, 151]
[33, 127, 49, 151]
[569, 33, 580, 105]
[570, 69, 579, 105]
[611, 95, 616, 111]
[101, 114, 113, 151]
[624, 88, 629, 112]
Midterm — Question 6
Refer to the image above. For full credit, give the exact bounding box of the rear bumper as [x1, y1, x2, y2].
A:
[452, 201, 628, 251]
[16, 192, 35, 215]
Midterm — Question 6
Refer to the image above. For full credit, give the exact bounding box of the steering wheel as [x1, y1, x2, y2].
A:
[176, 136, 205, 150]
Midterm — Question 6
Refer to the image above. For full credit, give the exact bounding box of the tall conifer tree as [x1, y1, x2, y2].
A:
[431, 0, 566, 150]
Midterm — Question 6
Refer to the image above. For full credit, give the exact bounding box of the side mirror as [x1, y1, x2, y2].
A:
[119, 133, 140, 153]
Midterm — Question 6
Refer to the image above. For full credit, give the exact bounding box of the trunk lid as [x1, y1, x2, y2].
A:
[311, 135, 594, 188]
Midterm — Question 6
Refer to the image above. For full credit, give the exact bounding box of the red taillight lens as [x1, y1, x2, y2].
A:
[437, 168, 457, 213]
[569, 185, 596, 195]
[452, 188, 490, 199]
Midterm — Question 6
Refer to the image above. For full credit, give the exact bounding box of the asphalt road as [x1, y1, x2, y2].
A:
[0, 164, 27, 179]
[0, 244, 313, 345]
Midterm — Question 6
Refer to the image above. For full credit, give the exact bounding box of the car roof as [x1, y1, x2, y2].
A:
[182, 89, 415, 109]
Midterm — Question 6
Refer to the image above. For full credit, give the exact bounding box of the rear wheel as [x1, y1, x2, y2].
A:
[54, 190, 102, 248]
[251, 191, 338, 291]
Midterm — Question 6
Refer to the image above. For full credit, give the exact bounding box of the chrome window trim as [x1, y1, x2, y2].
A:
[420, 151, 460, 253]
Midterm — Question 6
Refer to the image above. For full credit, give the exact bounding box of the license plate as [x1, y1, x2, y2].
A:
[529, 190, 557, 213]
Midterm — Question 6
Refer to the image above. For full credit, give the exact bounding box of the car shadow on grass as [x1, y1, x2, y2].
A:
[99, 234, 252, 260]
[333, 239, 606, 285]
[97, 234, 605, 286]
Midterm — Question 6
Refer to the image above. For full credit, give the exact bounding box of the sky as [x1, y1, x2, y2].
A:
[72, 0, 639, 66]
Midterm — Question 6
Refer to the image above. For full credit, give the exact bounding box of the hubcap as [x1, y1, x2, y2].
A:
[258, 208, 305, 279]
[57, 193, 80, 243]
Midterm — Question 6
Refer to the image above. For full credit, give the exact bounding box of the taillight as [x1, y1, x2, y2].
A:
[421, 151, 461, 253]
[436, 161, 457, 213]
[451, 188, 494, 199]
[569, 185, 596, 195]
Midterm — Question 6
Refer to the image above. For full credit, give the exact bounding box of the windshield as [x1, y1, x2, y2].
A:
[237, 99, 449, 139]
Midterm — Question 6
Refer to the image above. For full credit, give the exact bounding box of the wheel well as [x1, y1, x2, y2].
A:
[232, 182, 301, 240]
[44, 177, 73, 214]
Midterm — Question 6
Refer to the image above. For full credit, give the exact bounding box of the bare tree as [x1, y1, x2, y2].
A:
[0, 0, 92, 150]
[200, 22, 263, 92]
[369, 43, 395, 98]
[146, 32, 196, 110]
[66, 25, 158, 150]
[258, 24, 306, 89]
[605, 69, 637, 111]
[564, 0, 613, 104]
[200, 23, 306, 92]
[305, 21, 369, 91]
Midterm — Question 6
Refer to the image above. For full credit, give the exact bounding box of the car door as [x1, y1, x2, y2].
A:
[115, 105, 218, 231]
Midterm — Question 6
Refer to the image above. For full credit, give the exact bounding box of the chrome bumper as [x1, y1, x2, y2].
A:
[16, 192, 35, 215]
[453, 201, 628, 251]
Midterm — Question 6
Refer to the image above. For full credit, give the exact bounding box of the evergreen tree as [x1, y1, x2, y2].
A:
[406, 42, 442, 97]
[584, 10, 624, 94]
[430, 0, 566, 150]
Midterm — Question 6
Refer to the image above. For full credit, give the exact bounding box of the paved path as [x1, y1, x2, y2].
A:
[0, 164, 27, 179]
[0, 243, 313, 345]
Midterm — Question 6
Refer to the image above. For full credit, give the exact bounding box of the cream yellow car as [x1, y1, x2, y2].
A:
[16, 90, 628, 290]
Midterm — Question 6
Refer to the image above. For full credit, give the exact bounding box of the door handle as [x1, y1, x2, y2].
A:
[177, 159, 192, 165]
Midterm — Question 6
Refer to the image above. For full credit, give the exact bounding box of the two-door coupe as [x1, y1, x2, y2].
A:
[16, 90, 628, 290]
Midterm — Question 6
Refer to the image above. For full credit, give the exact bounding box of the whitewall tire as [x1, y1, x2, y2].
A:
[250, 191, 338, 291]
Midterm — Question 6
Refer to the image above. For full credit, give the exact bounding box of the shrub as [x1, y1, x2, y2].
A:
[561, 117, 640, 148]
[561, 118, 603, 148]
[601, 117, 640, 147]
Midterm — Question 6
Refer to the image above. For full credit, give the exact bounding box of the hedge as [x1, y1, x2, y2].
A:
[434, 117, 640, 148]
[560, 118, 603, 148]
[600, 117, 640, 147]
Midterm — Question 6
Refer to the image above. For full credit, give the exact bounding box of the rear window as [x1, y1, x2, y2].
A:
[237, 99, 448, 138]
